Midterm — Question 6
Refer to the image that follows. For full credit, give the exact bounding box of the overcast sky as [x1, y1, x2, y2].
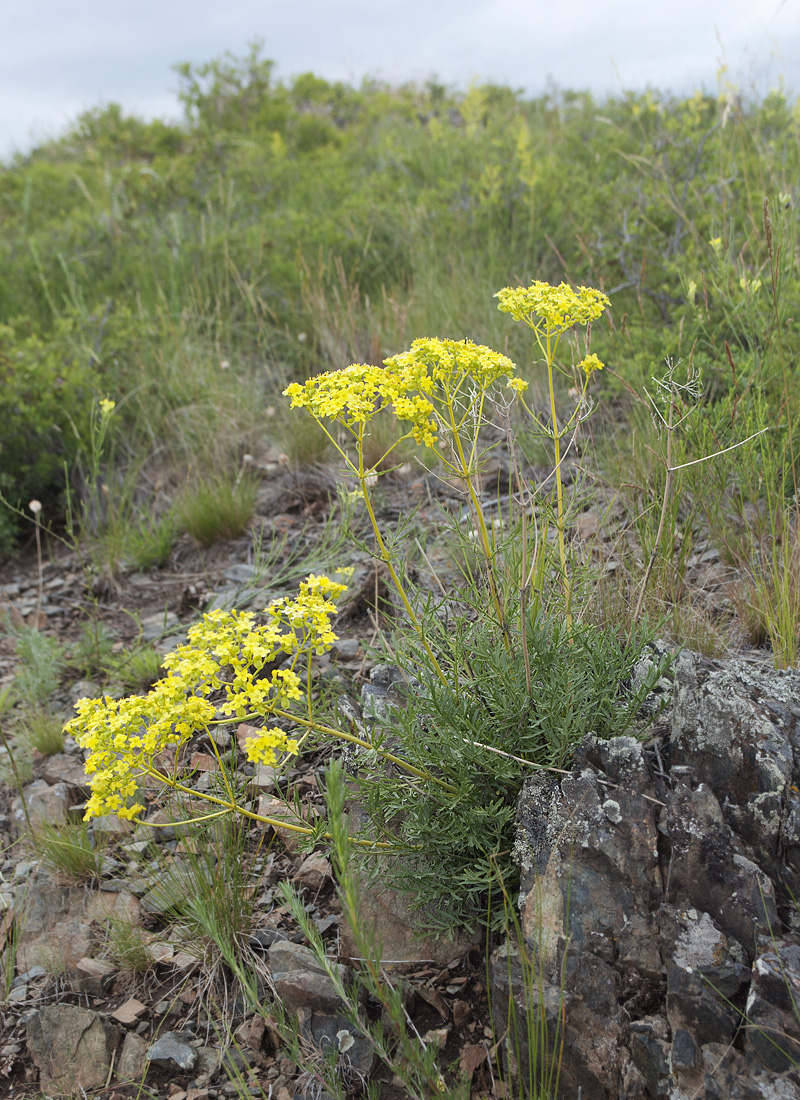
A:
[2, 0, 797, 160]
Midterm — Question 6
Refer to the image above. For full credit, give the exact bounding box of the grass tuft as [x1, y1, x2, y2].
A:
[178, 471, 259, 546]
[31, 820, 107, 883]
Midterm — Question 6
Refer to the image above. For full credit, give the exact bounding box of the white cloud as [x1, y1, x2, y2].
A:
[1, 0, 797, 160]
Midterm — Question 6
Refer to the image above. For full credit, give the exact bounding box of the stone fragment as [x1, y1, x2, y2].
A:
[141, 611, 180, 642]
[13, 779, 76, 826]
[26, 1005, 119, 1094]
[75, 956, 117, 996]
[331, 638, 361, 660]
[295, 854, 331, 891]
[745, 940, 800, 1075]
[171, 949, 200, 973]
[93, 812, 133, 835]
[146, 1030, 198, 1071]
[629, 1015, 669, 1097]
[190, 751, 217, 772]
[257, 796, 309, 854]
[146, 940, 175, 964]
[16, 868, 140, 973]
[117, 1031, 148, 1082]
[268, 941, 348, 1013]
[671, 650, 800, 903]
[252, 763, 278, 790]
[112, 997, 148, 1025]
[68, 679, 101, 704]
[663, 779, 778, 947]
[39, 752, 91, 790]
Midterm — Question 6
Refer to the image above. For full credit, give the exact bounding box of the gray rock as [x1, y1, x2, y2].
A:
[117, 1031, 148, 1083]
[26, 1005, 119, 1094]
[331, 638, 361, 660]
[204, 587, 240, 612]
[502, 649, 800, 1100]
[269, 941, 349, 1014]
[141, 610, 180, 641]
[300, 1011, 375, 1076]
[16, 867, 140, 973]
[671, 651, 800, 907]
[12, 779, 77, 826]
[224, 563, 258, 584]
[146, 1030, 198, 1071]
[68, 679, 101, 704]
[745, 940, 800, 1076]
[74, 956, 117, 996]
[39, 752, 91, 791]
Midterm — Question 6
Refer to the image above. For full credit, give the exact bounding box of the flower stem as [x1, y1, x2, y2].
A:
[356, 454, 449, 688]
[545, 335, 571, 626]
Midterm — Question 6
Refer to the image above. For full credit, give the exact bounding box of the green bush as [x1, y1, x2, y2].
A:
[0, 315, 94, 517]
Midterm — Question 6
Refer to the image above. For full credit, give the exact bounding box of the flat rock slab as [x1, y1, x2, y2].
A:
[27, 1005, 119, 1094]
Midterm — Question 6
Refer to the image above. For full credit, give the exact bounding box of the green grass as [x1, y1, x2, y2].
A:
[19, 707, 65, 755]
[5, 623, 65, 705]
[31, 820, 107, 883]
[0, 56, 797, 551]
[178, 471, 259, 546]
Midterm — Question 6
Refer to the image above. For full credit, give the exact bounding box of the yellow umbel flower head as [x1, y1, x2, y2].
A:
[65, 573, 348, 820]
[495, 281, 610, 334]
[384, 337, 516, 391]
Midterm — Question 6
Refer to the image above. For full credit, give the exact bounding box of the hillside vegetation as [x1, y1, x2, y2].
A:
[0, 48, 798, 657]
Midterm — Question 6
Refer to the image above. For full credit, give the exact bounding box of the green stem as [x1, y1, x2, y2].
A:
[229, 706, 458, 794]
[139, 767, 392, 848]
[445, 392, 510, 642]
[545, 333, 571, 625]
[356, 446, 449, 688]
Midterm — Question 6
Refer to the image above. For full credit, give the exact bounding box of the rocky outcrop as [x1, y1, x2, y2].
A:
[496, 650, 800, 1099]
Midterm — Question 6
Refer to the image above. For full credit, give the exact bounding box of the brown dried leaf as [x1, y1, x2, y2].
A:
[459, 1042, 488, 1076]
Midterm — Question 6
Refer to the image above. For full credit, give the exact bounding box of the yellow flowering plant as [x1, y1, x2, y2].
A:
[496, 281, 610, 620]
[286, 337, 523, 661]
[65, 572, 453, 838]
[64, 279, 612, 881]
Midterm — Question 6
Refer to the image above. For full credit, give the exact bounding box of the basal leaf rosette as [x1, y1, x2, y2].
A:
[65, 574, 348, 821]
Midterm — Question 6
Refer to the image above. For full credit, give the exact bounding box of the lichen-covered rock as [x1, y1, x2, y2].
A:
[501, 651, 800, 1100]
[671, 651, 800, 916]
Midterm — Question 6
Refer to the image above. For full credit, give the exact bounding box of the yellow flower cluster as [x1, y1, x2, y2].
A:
[284, 361, 431, 430]
[506, 377, 529, 394]
[243, 727, 300, 766]
[578, 353, 604, 378]
[65, 574, 347, 820]
[495, 281, 610, 333]
[384, 337, 516, 392]
[284, 339, 518, 451]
